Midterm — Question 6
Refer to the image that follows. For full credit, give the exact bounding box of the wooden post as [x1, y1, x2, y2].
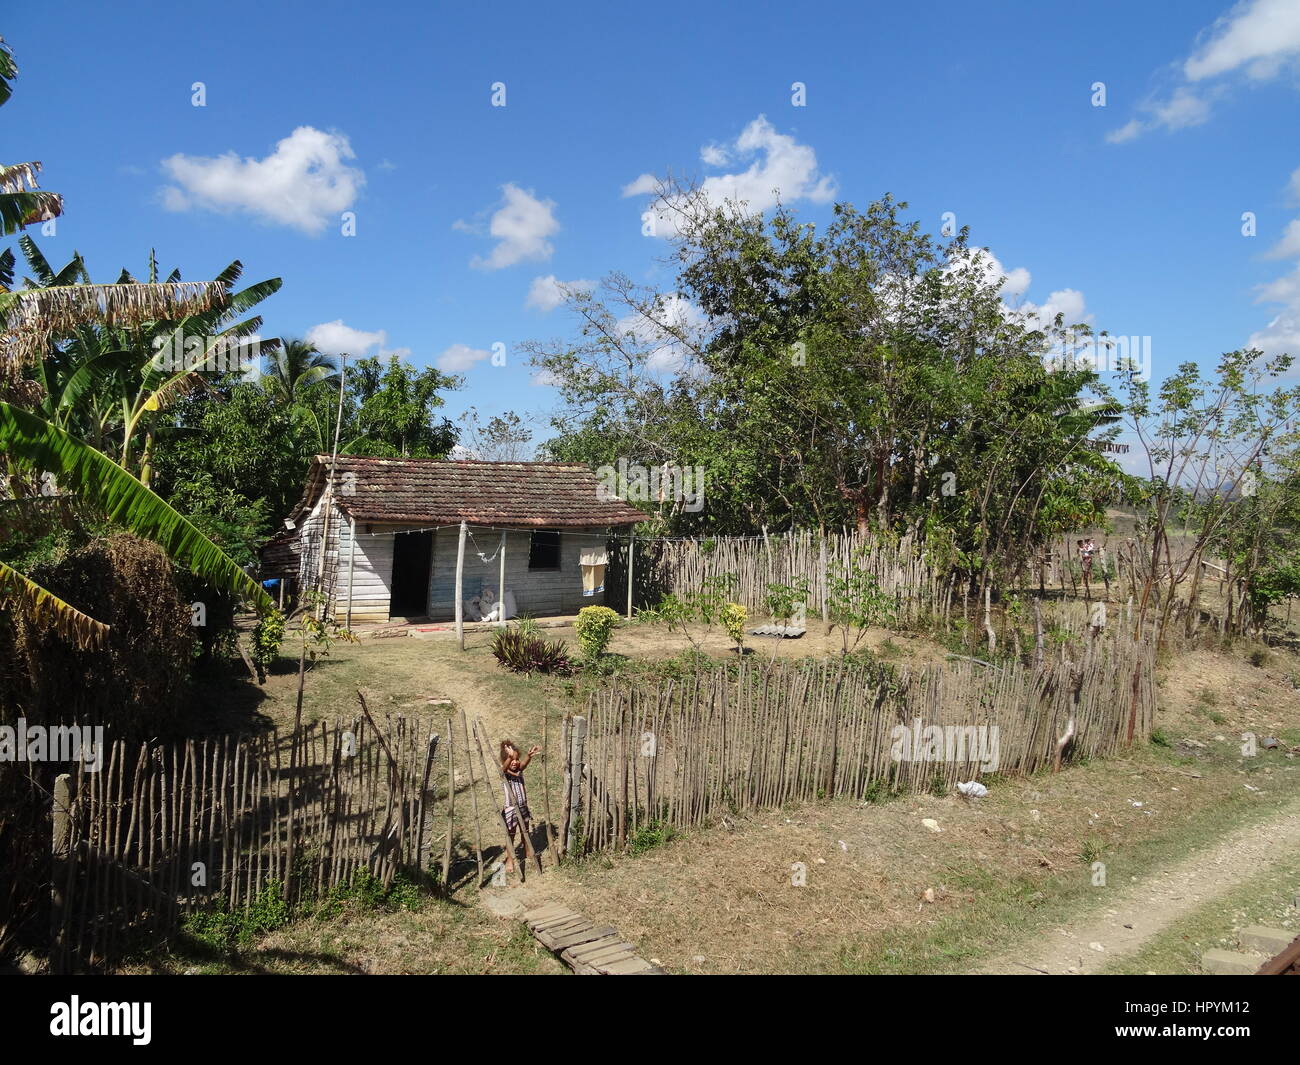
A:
[626, 533, 634, 620]
[541, 713, 559, 864]
[497, 529, 507, 625]
[441, 723, 455, 892]
[455, 520, 467, 651]
[50, 773, 72, 974]
[564, 714, 588, 855]
[345, 515, 357, 628]
[458, 712, 484, 886]
[819, 535, 829, 624]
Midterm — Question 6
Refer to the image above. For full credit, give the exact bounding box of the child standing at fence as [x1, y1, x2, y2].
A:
[500, 740, 540, 873]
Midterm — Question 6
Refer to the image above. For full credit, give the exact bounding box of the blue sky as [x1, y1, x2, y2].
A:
[8, 0, 1300, 445]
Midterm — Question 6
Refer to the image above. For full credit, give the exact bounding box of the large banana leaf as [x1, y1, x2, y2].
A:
[0, 558, 109, 648]
[0, 401, 274, 614]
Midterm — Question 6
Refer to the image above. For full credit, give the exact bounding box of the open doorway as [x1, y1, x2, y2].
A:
[389, 530, 433, 617]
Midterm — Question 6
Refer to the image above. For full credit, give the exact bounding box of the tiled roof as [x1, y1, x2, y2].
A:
[288, 455, 649, 528]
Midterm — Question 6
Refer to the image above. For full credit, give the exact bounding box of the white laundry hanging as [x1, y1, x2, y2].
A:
[580, 547, 609, 597]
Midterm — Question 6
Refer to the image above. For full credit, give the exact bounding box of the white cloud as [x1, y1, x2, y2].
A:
[1256, 262, 1300, 305]
[1247, 309, 1300, 359]
[305, 320, 386, 356]
[1020, 288, 1088, 331]
[1184, 0, 1300, 81]
[1265, 218, 1300, 259]
[161, 126, 364, 235]
[1110, 0, 1300, 142]
[1105, 120, 1144, 145]
[1248, 165, 1300, 366]
[700, 143, 730, 167]
[462, 184, 559, 269]
[624, 115, 835, 237]
[436, 343, 492, 372]
[1151, 88, 1212, 130]
[526, 274, 595, 312]
[621, 173, 659, 198]
[1287, 165, 1300, 203]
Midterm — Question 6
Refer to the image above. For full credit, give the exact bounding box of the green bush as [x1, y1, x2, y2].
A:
[575, 605, 621, 658]
[627, 820, 677, 855]
[251, 609, 286, 669]
[720, 602, 747, 650]
[491, 626, 574, 675]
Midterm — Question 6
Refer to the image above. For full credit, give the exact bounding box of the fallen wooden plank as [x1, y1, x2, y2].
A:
[599, 957, 656, 975]
[565, 937, 634, 961]
[550, 925, 617, 951]
[532, 913, 586, 933]
[570, 947, 635, 969]
[536, 920, 592, 943]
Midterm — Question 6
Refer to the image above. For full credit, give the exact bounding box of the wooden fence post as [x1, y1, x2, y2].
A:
[563, 714, 588, 855]
[455, 520, 468, 651]
[819, 535, 829, 624]
[626, 533, 635, 621]
[50, 773, 72, 974]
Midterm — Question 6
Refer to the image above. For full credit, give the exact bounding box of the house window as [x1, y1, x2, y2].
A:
[528, 529, 561, 570]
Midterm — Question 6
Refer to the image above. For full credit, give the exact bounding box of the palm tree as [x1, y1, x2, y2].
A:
[11, 239, 283, 484]
[0, 39, 61, 238]
[264, 337, 337, 405]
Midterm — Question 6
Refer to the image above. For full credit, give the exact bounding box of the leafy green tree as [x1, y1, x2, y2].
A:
[345, 354, 460, 458]
[1120, 349, 1300, 639]
[150, 382, 316, 564]
[528, 189, 1123, 587]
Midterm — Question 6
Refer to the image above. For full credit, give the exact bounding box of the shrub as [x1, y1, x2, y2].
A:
[575, 605, 621, 658]
[251, 609, 286, 671]
[720, 602, 747, 651]
[491, 626, 574, 675]
[627, 820, 677, 855]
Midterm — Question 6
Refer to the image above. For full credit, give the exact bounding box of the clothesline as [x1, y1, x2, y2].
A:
[343, 521, 780, 544]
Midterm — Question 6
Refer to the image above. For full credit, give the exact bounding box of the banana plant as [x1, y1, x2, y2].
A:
[12, 240, 283, 482]
[0, 401, 274, 646]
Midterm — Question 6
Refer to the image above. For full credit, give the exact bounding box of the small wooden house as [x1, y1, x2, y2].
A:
[262, 455, 647, 624]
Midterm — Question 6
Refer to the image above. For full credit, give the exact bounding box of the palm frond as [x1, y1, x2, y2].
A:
[0, 37, 17, 108]
[0, 558, 110, 649]
[0, 280, 227, 379]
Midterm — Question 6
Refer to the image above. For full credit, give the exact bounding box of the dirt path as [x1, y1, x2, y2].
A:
[971, 794, 1300, 974]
